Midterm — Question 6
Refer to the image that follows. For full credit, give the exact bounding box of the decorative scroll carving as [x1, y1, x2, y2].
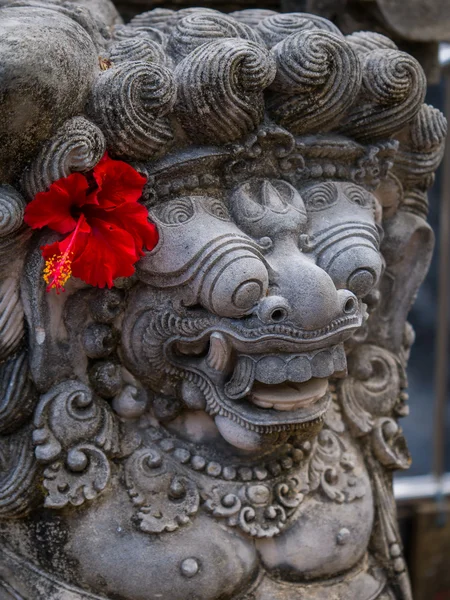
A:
[32, 380, 118, 508]
[125, 446, 200, 533]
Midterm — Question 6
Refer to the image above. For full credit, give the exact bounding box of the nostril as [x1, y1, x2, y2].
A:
[343, 296, 357, 314]
[257, 296, 290, 324]
[270, 308, 287, 323]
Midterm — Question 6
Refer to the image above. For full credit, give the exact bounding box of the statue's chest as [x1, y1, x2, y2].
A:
[63, 422, 374, 600]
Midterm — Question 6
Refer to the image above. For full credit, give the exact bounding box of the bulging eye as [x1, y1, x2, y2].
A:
[314, 231, 383, 297]
[198, 250, 269, 318]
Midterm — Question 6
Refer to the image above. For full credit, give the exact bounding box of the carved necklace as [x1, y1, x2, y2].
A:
[124, 391, 366, 538]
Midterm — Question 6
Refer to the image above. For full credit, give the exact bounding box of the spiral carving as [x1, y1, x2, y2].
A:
[166, 7, 223, 29]
[257, 13, 342, 47]
[410, 104, 447, 151]
[113, 24, 167, 48]
[0, 351, 36, 434]
[129, 8, 175, 33]
[268, 30, 361, 134]
[167, 13, 263, 63]
[0, 428, 39, 518]
[21, 117, 106, 200]
[88, 60, 177, 161]
[108, 36, 168, 66]
[229, 9, 277, 27]
[0, 277, 24, 361]
[346, 31, 397, 55]
[341, 49, 427, 142]
[174, 39, 276, 144]
[0, 185, 25, 237]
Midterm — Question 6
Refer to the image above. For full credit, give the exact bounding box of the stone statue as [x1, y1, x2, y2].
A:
[0, 3, 446, 599]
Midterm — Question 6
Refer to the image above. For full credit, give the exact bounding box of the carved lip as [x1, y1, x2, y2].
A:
[171, 310, 363, 357]
[249, 378, 329, 411]
[213, 386, 331, 432]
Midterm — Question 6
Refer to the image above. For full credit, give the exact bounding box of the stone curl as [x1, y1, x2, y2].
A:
[88, 60, 177, 161]
[257, 12, 343, 48]
[341, 49, 427, 142]
[229, 9, 278, 28]
[167, 13, 263, 63]
[174, 39, 276, 144]
[345, 31, 397, 55]
[410, 103, 447, 151]
[268, 30, 361, 134]
[108, 36, 168, 66]
[129, 8, 175, 33]
[21, 117, 106, 200]
[0, 185, 25, 237]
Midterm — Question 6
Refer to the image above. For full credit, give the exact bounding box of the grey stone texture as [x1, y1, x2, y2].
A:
[0, 2, 446, 599]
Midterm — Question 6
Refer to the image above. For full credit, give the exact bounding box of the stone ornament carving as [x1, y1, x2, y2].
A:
[0, 2, 445, 599]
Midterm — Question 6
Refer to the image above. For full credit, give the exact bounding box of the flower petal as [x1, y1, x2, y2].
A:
[93, 154, 147, 209]
[24, 173, 89, 234]
[71, 217, 138, 288]
[84, 202, 159, 257]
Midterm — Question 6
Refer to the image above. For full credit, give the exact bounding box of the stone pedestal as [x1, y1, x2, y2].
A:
[0, 3, 445, 599]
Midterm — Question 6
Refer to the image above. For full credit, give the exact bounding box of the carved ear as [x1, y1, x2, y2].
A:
[372, 209, 434, 353]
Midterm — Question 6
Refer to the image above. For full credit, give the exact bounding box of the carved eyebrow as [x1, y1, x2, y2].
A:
[302, 182, 338, 211]
[342, 184, 373, 208]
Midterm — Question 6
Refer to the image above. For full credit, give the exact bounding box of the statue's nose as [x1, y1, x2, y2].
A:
[257, 253, 358, 330]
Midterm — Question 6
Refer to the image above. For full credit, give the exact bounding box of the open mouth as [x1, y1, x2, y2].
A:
[171, 331, 345, 434]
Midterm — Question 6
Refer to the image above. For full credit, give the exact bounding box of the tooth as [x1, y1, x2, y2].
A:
[332, 345, 347, 373]
[287, 355, 312, 383]
[225, 355, 255, 400]
[255, 356, 287, 385]
[206, 332, 232, 372]
[311, 350, 334, 378]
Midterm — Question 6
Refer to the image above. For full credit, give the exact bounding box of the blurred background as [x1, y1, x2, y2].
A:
[115, 1, 450, 595]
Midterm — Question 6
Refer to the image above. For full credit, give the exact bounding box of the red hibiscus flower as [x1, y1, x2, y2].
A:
[24, 154, 158, 292]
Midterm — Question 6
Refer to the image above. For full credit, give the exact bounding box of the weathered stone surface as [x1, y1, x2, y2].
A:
[0, 1, 445, 599]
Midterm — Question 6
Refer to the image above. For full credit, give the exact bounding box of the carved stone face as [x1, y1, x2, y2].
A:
[121, 178, 382, 452]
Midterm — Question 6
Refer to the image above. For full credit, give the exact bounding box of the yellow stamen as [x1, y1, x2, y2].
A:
[43, 214, 85, 293]
[43, 252, 73, 293]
